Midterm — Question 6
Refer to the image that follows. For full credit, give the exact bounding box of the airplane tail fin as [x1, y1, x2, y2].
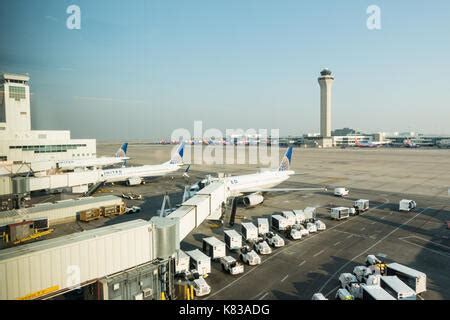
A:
[278, 146, 293, 171]
[169, 142, 185, 165]
[115, 142, 128, 158]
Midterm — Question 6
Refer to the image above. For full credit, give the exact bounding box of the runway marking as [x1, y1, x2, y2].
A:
[313, 249, 325, 257]
[401, 235, 450, 250]
[298, 261, 306, 267]
[324, 285, 340, 298]
[331, 229, 367, 239]
[333, 241, 342, 246]
[281, 275, 289, 282]
[370, 221, 376, 225]
[205, 200, 390, 299]
[418, 295, 425, 301]
[398, 236, 450, 259]
[360, 227, 366, 231]
[258, 292, 269, 300]
[318, 207, 430, 293]
[381, 216, 386, 220]
[346, 234, 353, 239]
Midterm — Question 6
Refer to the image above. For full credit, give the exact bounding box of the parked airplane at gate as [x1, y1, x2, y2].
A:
[57, 142, 129, 170]
[354, 137, 388, 148]
[188, 147, 326, 214]
[100, 142, 186, 185]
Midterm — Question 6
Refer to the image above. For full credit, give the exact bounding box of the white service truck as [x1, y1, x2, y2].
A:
[281, 211, 296, 226]
[175, 250, 190, 275]
[186, 249, 211, 276]
[202, 236, 226, 260]
[241, 222, 259, 242]
[334, 187, 349, 197]
[192, 276, 211, 297]
[224, 229, 242, 250]
[293, 210, 306, 224]
[306, 222, 318, 233]
[380, 276, 416, 300]
[386, 262, 426, 294]
[315, 219, 326, 231]
[399, 199, 417, 212]
[271, 215, 290, 231]
[220, 256, 244, 275]
[353, 199, 370, 213]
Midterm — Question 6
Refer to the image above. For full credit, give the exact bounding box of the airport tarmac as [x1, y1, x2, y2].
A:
[14, 144, 450, 300]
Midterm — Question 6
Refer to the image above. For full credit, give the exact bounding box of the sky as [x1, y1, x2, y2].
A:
[1, 0, 450, 140]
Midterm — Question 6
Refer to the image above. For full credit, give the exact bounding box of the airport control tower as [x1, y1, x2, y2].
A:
[318, 68, 334, 147]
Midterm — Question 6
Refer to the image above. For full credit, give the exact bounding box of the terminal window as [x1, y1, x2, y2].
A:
[0, 88, 5, 122]
[9, 86, 26, 101]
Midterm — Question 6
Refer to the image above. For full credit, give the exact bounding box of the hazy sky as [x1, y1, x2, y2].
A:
[1, 0, 450, 140]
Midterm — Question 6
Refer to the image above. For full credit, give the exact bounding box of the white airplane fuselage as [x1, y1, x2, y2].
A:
[58, 157, 128, 170]
[223, 170, 295, 196]
[101, 163, 182, 183]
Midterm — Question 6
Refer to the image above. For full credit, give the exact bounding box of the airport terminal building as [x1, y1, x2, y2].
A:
[0, 73, 96, 164]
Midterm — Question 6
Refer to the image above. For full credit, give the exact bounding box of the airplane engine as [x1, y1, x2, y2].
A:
[127, 177, 142, 186]
[243, 194, 264, 207]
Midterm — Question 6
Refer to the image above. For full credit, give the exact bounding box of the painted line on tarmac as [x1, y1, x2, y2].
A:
[258, 292, 269, 300]
[324, 285, 340, 298]
[333, 241, 342, 247]
[206, 200, 389, 299]
[281, 275, 289, 282]
[313, 249, 326, 257]
[360, 227, 366, 231]
[318, 207, 430, 293]
[298, 260, 306, 267]
[398, 238, 450, 259]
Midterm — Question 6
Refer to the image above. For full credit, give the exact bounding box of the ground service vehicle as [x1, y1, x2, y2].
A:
[192, 277, 211, 297]
[353, 199, 369, 213]
[353, 265, 373, 282]
[315, 219, 326, 231]
[306, 222, 317, 233]
[361, 284, 396, 300]
[240, 246, 262, 265]
[186, 249, 211, 276]
[265, 231, 285, 247]
[175, 250, 190, 275]
[381, 276, 416, 300]
[289, 227, 302, 240]
[271, 215, 290, 231]
[334, 188, 349, 197]
[330, 207, 351, 220]
[254, 240, 272, 255]
[257, 218, 269, 235]
[220, 256, 244, 275]
[281, 211, 296, 226]
[399, 199, 417, 212]
[202, 236, 226, 260]
[293, 224, 309, 237]
[293, 210, 306, 224]
[224, 229, 242, 250]
[386, 262, 426, 294]
[241, 222, 259, 241]
[312, 293, 328, 300]
[335, 288, 354, 300]
[339, 273, 358, 288]
[303, 207, 317, 221]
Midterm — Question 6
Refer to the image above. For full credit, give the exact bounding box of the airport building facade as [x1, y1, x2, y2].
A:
[0, 73, 96, 164]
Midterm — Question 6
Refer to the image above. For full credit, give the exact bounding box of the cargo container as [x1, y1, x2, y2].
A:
[330, 207, 351, 220]
[241, 222, 259, 241]
[386, 262, 426, 294]
[281, 211, 296, 226]
[257, 218, 269, 235]
[186, 249, 211, 276]
[175, 250, 190, 275]
[0, 219, 155, 300]
[202, 236, 226, 260]
[271, 215, 289, 231]
[79, 208, 101, 222]
[353, 199, 370, 213]
[381, 276, 416, 300]
[303, 207, 317, 221]
[7, 221, 34, 242]
[399, 200, 417, 212]
[361, 284, 396, 300]
[224, 229, 242, 250]
[293, 210, 306, 224]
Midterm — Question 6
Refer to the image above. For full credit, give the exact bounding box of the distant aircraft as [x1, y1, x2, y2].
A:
[354, 137, 388, 148]
[188, 147, 326, 219]
[403, 139, 420, 148]
[57, 142, 129, 170]
[100, 142, 186, 185]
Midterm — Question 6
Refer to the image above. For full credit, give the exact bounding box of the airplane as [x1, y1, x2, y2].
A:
[57, 142, 130, 170]
[403, 139, 420, 148]
[100, 142, 187, 185]
[188, 146, 326, 216]
[354, 137, 388, 148]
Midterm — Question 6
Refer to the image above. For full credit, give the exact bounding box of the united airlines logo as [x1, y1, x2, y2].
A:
[279, 156, 290, 171]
